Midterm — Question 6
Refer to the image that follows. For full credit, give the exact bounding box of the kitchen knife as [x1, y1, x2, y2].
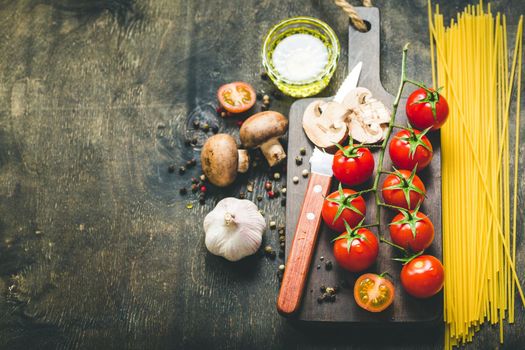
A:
[277, 63, 362, 316]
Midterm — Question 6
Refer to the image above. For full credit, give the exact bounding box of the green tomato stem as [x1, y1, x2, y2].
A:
[374, 43, 410, 238]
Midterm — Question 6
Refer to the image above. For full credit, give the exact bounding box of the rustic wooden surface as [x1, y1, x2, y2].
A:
[0, 0, 523, 349]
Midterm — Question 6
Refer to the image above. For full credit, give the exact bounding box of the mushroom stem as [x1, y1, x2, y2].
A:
[260, 138, 286, 167]
[224, 212, 236, 226]
[237, 150, 250, 173]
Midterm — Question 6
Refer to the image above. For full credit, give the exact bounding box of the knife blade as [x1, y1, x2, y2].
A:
[333, 61, 362, 104]
[277, 62, 363, 317]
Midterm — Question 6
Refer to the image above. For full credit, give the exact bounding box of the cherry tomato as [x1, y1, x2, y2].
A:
[217, 82, 256, 114]
[332, 144, 375, 186]
[401, 255, 444, 298]
[406, 88, 449, 130]
[381, 169, 426, 210]
[389, 129, 433, 171]
[322, 186, 366, 232]
[333, 227, 378, 273]
[354, 273, 395, 312]
[389, 210, 434, 252]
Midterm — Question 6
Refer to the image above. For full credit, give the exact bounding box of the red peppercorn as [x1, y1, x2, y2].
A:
[268, 191, 275, 199]
[200, 185, 207, 193]
[216, 106, 224, 114]
[264, 181, 272, 191]
[236, 120, 244, 127]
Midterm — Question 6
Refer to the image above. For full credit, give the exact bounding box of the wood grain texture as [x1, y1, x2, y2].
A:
[0, 0, 522, 349]
[285, 7, 443, 324]
[278, 173, 332, 316]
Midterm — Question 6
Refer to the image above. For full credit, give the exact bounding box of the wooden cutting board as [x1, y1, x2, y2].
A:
[284, 7, 443, 323]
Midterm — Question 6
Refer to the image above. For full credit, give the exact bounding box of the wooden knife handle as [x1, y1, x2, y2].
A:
[277, 173, 332, 316]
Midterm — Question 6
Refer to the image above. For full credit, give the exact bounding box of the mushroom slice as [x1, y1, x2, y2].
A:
[302, 100, 348, 150]
[343, 88, 391, 144]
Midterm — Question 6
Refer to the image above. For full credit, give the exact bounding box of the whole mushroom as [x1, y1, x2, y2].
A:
[201, 134, 249, 187]
[240, 111, 288, 167]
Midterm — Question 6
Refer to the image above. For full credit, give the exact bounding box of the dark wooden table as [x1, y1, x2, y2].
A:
[0, 1, 523, 349]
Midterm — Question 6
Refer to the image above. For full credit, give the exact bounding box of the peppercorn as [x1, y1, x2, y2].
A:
[261, 104, 269, 111]
[191, 184, 199, 193]
[179, 166, 186, 175]
[260, 72, 269, 80]
[211, 125, 219, 134]
[278, 264, 285, 271]
[190, 138, 198, 146]
[179, 188, 187, 195]
[264, 181, 272, 191]
[302, 169, 309, 178]
[295, 156, 303, 166]
[299, 147, 306, 156]
[216, 106, 223, 114]
[157, 123, 166, 129]
[239, 192, 246, 199]
[184, 139, 191, 146]
[247, 183, 254, 192]
[256, 195, 263, 202]
[325, 261, 333, 270]
[273, 172, 281, 180]
[191, 177, 199, 184]
[168, 164, 176, 173]
[292, 176, 299, 184]
[199, 174, 206, 182]
[281, 198, 286, 206]
[278, 250, 284, 258]
[319, 256, 324, 261]
[220, 111, 227, 118]
[280, 187, 287, 196]
[262, 95, 270, 104]
[269, 221, 277, 229]
[278, 228, 285, 235]
[192, 120, 200, 129]
[199, 197, 206, 205]
[236, 120, 243, 127]
[200, 185, 207, 193]
[280, 242, 285, 248]
[256, 92, 263, 100]
[268, 190, 275, 199]
[186, 159, 197, 168]
[316, 264, 321, 270]
[279, 235, 285, 243]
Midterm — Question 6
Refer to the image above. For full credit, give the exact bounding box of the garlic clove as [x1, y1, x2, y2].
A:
[203, 198, 266, 262]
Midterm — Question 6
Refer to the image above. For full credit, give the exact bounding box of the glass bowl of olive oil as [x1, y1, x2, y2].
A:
[262, 17, 340, 98]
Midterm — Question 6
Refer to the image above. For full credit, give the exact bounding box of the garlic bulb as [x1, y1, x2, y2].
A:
[204, 197, 266, 262]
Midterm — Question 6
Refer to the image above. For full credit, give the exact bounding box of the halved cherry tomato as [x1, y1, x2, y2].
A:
[389, 209, 434, 252]
[389, 129, 433, 172]
[332, 142, 375, 186]
[406, 87, 449, 130]
[322, 184, 366, 232]
[333, 225, 378, 273]
[401, 255, 444, 298]
[381, 168, 426, 210]
[354, 273, 395, 312]
[217, 82, 256, 114]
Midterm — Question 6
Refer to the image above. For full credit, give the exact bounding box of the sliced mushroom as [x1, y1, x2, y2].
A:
[302, 100, 349, 150]
[201, 134, 250, 187]
[343, 88, 391, 143]
[240, 111, 288, 167]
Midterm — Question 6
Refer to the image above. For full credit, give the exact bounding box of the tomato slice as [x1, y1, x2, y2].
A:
[217, 82, 256, 114]
[354, 273, 395, 312]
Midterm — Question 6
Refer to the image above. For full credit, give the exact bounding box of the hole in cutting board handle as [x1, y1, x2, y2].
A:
[361, 20, 371, 32]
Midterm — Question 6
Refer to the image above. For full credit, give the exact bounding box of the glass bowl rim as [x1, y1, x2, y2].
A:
[261, 16, 340, 86]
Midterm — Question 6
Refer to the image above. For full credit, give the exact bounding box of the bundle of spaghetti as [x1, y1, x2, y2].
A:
[428, 1, 523, 347]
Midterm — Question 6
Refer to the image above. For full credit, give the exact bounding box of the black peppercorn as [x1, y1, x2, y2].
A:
[295, 156, 303, 166]
[179, 166, 186, 175]
[256, 195, 263, 202]
[211, 125, 219, 134]
[260, 72, 269, 80]
[325, 261, 333, 270]
[192, 120, 200, 129]
[190, 138, 198, 146]
[168, 164, 176, 173]
[179, 188, 187, 195]
[239, 192, 246, 199]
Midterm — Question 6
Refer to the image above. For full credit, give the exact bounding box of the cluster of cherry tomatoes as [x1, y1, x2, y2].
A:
[320, 87, 449, 312]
